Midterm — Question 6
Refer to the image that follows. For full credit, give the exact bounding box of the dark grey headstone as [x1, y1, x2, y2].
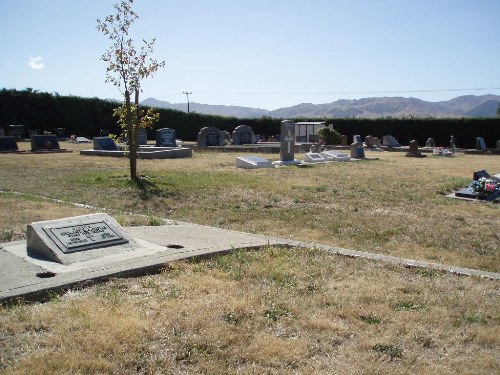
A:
[0, 136, 18, 151]
[31, 135, 60, 151]
[231, 125, 256, 145]
[7, 125, 25, 141]
[280, 120, 295, 162]
[476, 137, 486, 150]
[197, 127, 224, 147]
[156, 128, 176, 147]
[473, 170, 490, 181]
[340, 135, 348, 146]
[138, 128, 148, 145]
[93, 137, 119, 151]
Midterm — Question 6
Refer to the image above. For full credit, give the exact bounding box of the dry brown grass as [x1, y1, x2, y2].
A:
[1, 141, 499, 271]
[0, 143, 499, 373]
[0, 247, 498, 374]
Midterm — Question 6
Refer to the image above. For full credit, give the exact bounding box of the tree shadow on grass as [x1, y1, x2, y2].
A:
[131, 176, 177, 201]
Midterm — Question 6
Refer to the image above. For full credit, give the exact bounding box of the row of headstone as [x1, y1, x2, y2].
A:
[197, 125, 257, 147]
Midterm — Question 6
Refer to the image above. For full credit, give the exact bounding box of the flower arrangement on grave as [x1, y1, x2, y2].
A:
[471, 177, 500, 195]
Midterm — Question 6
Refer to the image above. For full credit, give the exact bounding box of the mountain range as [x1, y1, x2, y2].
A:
[141, 95, 500, 119]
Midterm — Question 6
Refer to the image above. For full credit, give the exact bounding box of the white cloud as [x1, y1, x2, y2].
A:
[28, 56, 44, 70]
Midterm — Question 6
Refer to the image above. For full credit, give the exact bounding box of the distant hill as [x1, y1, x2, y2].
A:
[141, 95, 500, 119]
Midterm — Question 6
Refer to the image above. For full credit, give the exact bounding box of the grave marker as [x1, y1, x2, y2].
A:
[340, 135, 348, 146]
[31, 135, 61, 151]
[156, 128, 176, 147]
[476, 137, 486, 150]
[425, 138, 435, 148]
[231, 125, 256, 145]
[197, 127, 224, 147]
[27, 213, 133, 264]
[350, 142, 365, 159]
[406, 140, 426, 158]
[281, 120, 295, 161]
[93, 137, 119, 151]
[0, 136, 19, 152]
[138, 128, 148, 145]
[235, 155, 274, 169]
[382, 135, 401, 147]
[304, 153, 325, 163]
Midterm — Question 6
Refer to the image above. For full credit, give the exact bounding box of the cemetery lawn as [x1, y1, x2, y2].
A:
[0, 142, 499, 374]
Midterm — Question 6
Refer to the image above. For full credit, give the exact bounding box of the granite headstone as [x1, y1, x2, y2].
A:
[31, 135, 61, 151]
[156, 128, 176, 147]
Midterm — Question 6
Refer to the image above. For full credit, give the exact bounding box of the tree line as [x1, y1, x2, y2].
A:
[1, 88, 499, 149]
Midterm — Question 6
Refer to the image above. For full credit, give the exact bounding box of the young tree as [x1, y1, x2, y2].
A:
[97, 0, 165, 180]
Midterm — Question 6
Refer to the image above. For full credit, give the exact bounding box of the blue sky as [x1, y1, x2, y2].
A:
[1, 0, 499, 110]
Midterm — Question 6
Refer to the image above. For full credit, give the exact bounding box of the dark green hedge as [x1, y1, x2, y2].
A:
[1, 89, 499, 148]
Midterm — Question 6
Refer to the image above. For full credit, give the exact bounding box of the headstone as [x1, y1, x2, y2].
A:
[197, 127, 224, 147]
[340, 135, 348, 146]
[93, 137, 119, 151]
[7, 125, 25, 141]
[382, 135, 401, 147]
[31, 134, 61, 151]
[450, 135, 456, 150]
[304, 153, 325, 163]
[231, 125, 256, 145]
[280, 120, 295, 162]
[138, 128, 148, 145]
[364, 135, 374, 148]
[55, 128, 67, 138]
[353, 135, 362, 144]
[156, 128, 176, 147]
[350, 142, 365, 159]
[26, 213, 133, 264]
[454, 170, 500, 202]
[476, 137, 486, 150]
[235, 155, 274, 169]
[425, 138, 435, 148]
[405, 140, 426, 158]
[372, 138, 383, 148]
[497, 140, 500, 150]
[0, 136, 19, 152]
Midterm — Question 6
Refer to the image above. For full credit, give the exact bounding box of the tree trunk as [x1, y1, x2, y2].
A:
[125, 90, 137, 180]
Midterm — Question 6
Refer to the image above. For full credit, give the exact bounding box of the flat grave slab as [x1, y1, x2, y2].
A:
[93, 137, 119, 151]
[236, 155, 274, 169]
[320, 150, 351, 161]
[304, 152, 325, 163]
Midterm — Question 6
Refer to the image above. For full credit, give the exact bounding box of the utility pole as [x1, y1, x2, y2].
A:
[183, 91, 192, 114]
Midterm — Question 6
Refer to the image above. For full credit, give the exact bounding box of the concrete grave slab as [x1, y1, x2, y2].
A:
[235, 155, 274, 169]
[304, 152, 325, 163]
